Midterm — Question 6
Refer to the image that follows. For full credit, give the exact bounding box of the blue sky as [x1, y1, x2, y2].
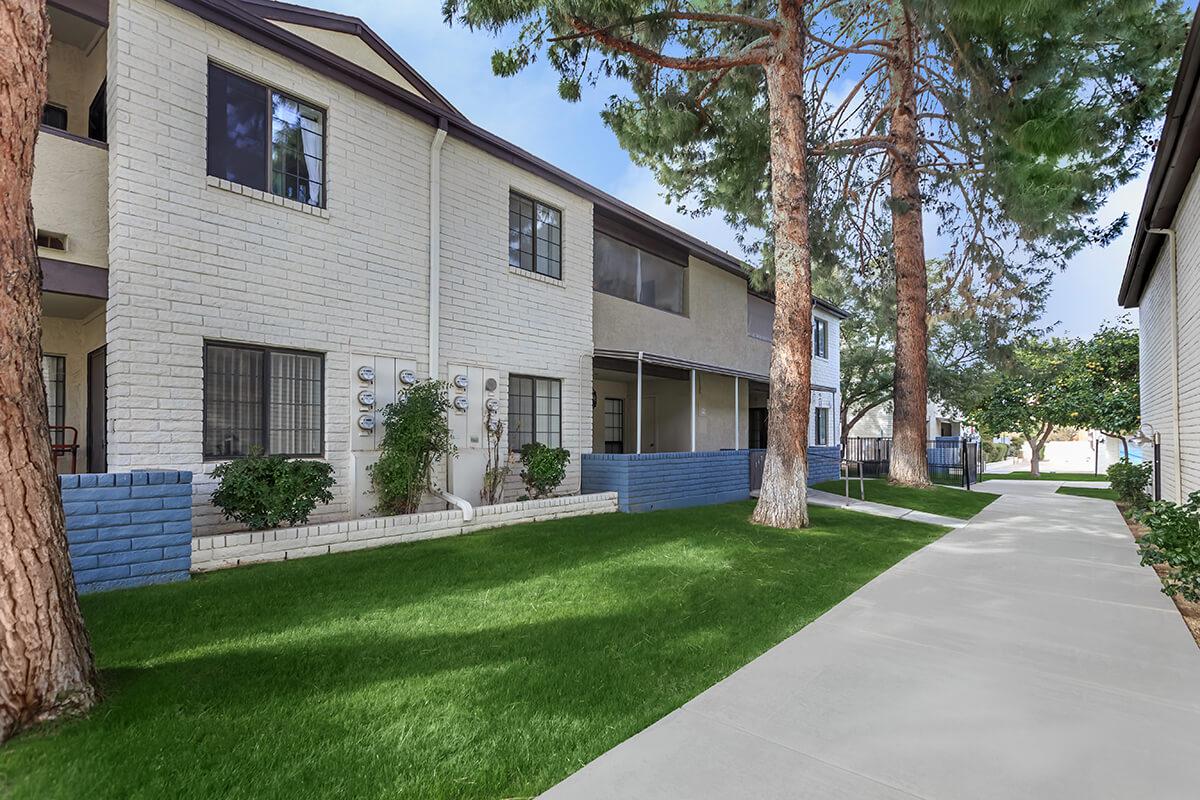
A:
[329, 0, 1155, 338]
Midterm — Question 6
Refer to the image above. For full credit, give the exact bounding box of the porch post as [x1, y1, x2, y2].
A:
[734, 376, 739, 449]
[690, 369, 697, 452]
[636, 352, 643, 454]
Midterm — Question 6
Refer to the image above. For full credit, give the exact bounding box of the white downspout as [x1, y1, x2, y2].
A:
[734, 376, 740, 450]
[1148, 227, 1183, 503]
[428, 120, 448, 380]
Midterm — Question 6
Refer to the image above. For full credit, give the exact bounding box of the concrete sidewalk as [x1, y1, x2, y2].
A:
[541, 482, 1200, 799]
[807, 487, 966, 528]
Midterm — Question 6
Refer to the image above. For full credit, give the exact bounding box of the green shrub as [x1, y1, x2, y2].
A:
[981, 441, 1008, 462]
[518, 442, 570, 499]
[370, 380, 456, 515]
[1107, 459, 1152, 510]
[1136, 492, 1200, 603]
[211, 450, 335, 530]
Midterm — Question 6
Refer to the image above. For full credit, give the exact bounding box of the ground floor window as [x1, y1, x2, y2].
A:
[749, 407, 768, 449]
[604, 397, 624, 453]
[203, 342, 323, 459]
[940, 421, 953, 437]
[815, 407, 829, 446]
[508, 375, 561, 451]
[42, 354, 66, 444]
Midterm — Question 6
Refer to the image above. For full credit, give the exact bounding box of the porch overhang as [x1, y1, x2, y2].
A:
[594, 348, 837, 394]
[41, 258, 108, 300]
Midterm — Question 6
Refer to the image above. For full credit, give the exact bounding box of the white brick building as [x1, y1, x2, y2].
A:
[1119, 5, 1200, 504]
[35, 0, 844, 533]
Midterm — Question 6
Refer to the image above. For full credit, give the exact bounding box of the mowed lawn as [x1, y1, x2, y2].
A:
[0, 501, 947, 800]
[981, 471, 1104, 481]
[1056, 486, 1119, 501]
[813, 478, 999, 519]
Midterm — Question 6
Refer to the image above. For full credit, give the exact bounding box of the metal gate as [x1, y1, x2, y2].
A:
[845, 437, 981, 488]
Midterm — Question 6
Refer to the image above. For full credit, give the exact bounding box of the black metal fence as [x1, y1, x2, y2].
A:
[845, 437, 981, 488]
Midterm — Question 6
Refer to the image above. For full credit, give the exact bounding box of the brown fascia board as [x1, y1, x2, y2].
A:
[237, 0, 463, 117]
[41, 258, 109, 299]
[1119, 5, 1200, 308]
[166, 0, 850, 319]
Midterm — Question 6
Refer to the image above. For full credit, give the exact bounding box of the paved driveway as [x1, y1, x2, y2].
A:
[541, 481, 1200, 799]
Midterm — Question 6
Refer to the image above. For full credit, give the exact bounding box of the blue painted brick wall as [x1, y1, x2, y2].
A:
[583, 451, 750, 512]
[60, 471, 193, 594]
[583, 448, 845, 513]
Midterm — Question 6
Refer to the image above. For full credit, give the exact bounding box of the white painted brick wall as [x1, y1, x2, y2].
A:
[1139, 162, 1200, 503]
[108, 0, 594, 532]
[192, 491, 619, 570]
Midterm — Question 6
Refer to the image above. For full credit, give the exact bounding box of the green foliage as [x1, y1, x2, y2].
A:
[1107, 459, 1153, 510]
[981, 441, 1009, 462]
[210, 449, 335, 530]
[1136, 492, 1200, 603]
[1070, 317, 1140, 437]
[968, 339, 1078, 444]
[369, 380, 456, 515]
[518, 442, 570, 499]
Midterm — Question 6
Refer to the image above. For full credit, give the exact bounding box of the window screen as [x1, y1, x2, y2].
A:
[593, 232, 685, 313]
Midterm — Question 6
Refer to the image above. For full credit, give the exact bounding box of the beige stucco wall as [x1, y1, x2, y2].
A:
[32, 131, 109, 268]
[1138, 159, 1200, 503]
[267, 20, 426, 98]
[46, 36, 107, 140]
[591, 372, 751, 453]
[41, 310, 106, 472]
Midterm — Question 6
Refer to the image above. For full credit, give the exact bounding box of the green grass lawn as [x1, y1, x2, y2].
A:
[0, 501, 947, 800]
[981, 471, 1104, 481]
[1056, 485, 1118, 501]
[813, 478, 999, 519]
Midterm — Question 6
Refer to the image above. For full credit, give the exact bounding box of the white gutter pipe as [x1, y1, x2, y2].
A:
[636, 351, 643, 454]
[435, 488, 474, 522]
[1148, 227, 1183, 503]
[428, 120, 448, 380]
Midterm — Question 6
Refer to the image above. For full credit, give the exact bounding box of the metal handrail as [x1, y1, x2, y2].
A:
[841, 459, 866, 501]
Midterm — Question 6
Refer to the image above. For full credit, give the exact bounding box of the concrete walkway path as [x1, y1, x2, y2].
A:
[807, 487, 966, 528]
[541, 481, 1200, 799]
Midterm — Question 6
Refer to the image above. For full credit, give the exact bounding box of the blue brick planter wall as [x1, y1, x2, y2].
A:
[807, 446, 842, 484]
[583, 451, 750, 513]
[60, 471, 193, 594]
[583, 447, 844, 513]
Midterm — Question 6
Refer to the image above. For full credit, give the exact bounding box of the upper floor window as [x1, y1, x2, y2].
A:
[747, 295, 774, 341]
[509, 192, 562, 279]
[207, 63, 326, 208]
[203, 342, 324, 459]
[42, 104, 68, 132]
[593, 232, 685, 315]
[814, 317, 829, 358]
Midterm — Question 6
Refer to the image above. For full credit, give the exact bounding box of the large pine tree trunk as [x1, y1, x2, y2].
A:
[753, 0, 813, 529]
[1, 0, 98, 744]
[886, 1, 931, 488]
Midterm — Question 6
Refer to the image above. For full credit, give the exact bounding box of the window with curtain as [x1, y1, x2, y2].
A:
[604, 398, 624, 454]
[42, 355, 66, 445]
[814, 407, 829, 446]
[593, 232, 685, 314]
[508, 192, 562, 278]
[207, 63, 326, 207]
[508, 375, 561, 452]
[203, 342, 323, 458]
[813, 317, 828, 358]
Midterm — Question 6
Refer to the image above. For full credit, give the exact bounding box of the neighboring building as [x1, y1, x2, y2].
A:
[1118, 5, 1200, 504]
[846, 398, 967, 442]
[35, 0, 844, 533]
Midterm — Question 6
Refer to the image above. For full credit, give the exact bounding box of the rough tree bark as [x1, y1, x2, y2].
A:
[885, 0, 931, 488]
[1026, 422, 1053, 477]
[752, 0, 813, 529]
[1, 0, 98, 744]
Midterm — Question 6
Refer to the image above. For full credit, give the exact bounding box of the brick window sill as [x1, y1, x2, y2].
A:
[206, 176, 330, 219]
[508, 266, 565, 288]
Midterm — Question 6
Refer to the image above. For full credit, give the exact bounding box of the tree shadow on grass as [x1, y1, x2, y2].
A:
[3, 502, 945, 800]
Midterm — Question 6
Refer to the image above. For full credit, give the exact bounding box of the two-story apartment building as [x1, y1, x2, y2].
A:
[36, 0, 844, 534]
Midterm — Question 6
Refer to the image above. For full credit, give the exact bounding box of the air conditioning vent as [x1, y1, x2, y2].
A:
[36, 230, 68, 252]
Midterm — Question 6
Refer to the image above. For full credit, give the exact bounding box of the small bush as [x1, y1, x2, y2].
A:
[518, 442, 570, 499]
[981, 441, 1008, 462]
[1136, 492, 1200, 603]
[1107, 459, 1152, 510]
[370, 380, 456, 515]
[211, 450, 335, 530]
